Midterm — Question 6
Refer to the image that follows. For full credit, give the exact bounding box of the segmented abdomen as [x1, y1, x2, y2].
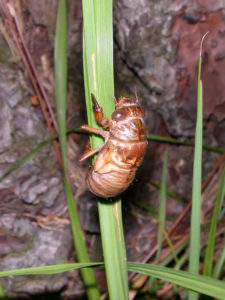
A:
[86, 139, 147, 198]
[87, 167, 136, 198]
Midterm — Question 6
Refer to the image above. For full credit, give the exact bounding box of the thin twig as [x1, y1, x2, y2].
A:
[1, 0, 62, 168]
[8, 0, 58, 131]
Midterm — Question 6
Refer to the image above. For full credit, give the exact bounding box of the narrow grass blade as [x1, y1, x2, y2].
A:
[95, 2, 128, 297]
[156, 151, 168, 261]
[1, 129, 224, 183]
[188, 34, 207, 300]
[0, 261, 224, 299]
[134, 238, 189, 295]
[127, 262, 225, 299]
[149, 178, 182, 293]
[161, 238, 189, 267]
[203, 165, 225, 276]
[82, 0, 129, 299]
[175, 252, 189, 271]
[0, 138, 53, 182]
[160, 226, 178, 264]
[213, 243, 225, 279]
[147, 134, 225, 154]
[0, 263, 102, 277]
[158, 154, 178, 264]
[54, 2, 100, 299]
[150, 181, 186, 204]
[54, 0, 67, 170]
[150, 151, 174, 293]
[63, 179, 100, 300]
[82, 0, 98, 133]
[173, 251, 189, 295]
[0, 284, 6, 299]
[98, 201, 128, 299]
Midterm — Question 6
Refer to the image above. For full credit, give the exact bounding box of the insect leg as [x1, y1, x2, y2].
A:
[80, 124, 108, 138]
[91, 94, 110, 129]
[79, 143, 105, 162]
[79, 125, 109, 161]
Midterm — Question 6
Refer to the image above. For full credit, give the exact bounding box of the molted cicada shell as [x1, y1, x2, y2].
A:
[79, 94, 148, 198]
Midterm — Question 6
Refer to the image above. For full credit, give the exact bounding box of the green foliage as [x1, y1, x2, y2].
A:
[148, 133, 225, 154]
[54, 1, 100, 299]
[0, 3, 224, 300]
[82, 0, 129, 299]
[1, 130, 223, 183]
[157, 151, 168, 261]
[127, 262, 225, 299]
[203, 165, 225, 276]
[213, 243, 225, 279]
[188, 43, 203, 300]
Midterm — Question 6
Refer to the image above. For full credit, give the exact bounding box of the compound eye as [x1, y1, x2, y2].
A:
[112, 109, 124, 120]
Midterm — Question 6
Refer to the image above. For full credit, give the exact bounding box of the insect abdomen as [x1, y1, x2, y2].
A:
[87, 167, 136, 198]
[79, 95, 148, 198]
[86, 139, 147, 198]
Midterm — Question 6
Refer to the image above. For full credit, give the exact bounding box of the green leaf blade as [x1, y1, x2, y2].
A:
[203, 165, 225, 276]
[54, 2, 100, 299]
[127, 262, 225, 299]
[82, 0, 129, 299]
[188, 57, 203, 299]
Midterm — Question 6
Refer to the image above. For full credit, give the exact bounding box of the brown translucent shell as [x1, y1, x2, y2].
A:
[79, 95, 148, 198]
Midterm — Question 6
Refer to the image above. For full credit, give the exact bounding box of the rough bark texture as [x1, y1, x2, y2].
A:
[114, 0, 225, 140]
[0, 0, 224, 298]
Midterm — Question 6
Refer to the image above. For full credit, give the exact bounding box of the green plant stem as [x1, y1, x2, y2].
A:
[54, 2, 100, 299]
[0, 283, 6, 299]
[82, 0, 129, 299]
[147, 134, 225, 154]
[1, 129, 224, 183]
[213, 243, 225, 279]
[98, 200, 128, 299]
[203, 165, 225, 276]
[127, 262, 225, 299]
[0, 260, 224, 299]
[156, 151, 168, 261]
[188, 58, 203, 300]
